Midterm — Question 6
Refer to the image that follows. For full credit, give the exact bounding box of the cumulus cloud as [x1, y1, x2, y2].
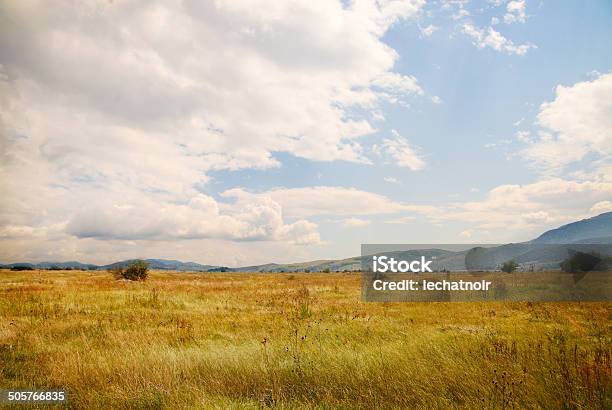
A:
[0, 223, 65, 239]
[590, 201, 612, 214]
[504, 0, 527, 24]
[382, 131, 426, 170]
[443, 178, 612, 231]
[522, 73, 612, 171]
[379, 175, 612, 239]
[0, 0, 427, 261]
[462, 23, 535, 55]
[224, 186, 437, 219]
[0, 0, 426, 171]
[373, 72, 423, 95]
[65, 194, 320, 244]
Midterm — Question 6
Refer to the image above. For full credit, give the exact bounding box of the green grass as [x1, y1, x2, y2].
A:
[0, 270, 610, 409]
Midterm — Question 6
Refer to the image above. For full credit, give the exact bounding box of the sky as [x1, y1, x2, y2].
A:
[0, 0, 611, 266]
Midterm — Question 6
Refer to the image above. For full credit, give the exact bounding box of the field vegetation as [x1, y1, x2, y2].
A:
[0, 270, 610, 409]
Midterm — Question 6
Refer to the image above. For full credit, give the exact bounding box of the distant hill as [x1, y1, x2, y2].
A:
[101, 259, 217, 271]
[2, 212, 611, 273]
[0, 259, 217, 272]
[459, 213, 612, 271]
[533, 212, 612, 244]
[0, 261, 97, 270]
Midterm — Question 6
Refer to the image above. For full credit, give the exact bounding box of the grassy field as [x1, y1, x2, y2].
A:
[0, 270, 610, 409]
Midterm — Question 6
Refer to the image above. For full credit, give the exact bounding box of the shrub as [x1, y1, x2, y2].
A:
[560, 251, 604, 273]
[113, 260, 149, 281]
[207, 266, 230, 272]
[10, 265, 34, 271]
[501, 260, 518, 273]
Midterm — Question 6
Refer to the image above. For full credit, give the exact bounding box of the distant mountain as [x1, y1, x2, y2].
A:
[0, 259, 217, 272]
[0, 261, 97, 270]
[229, 249, 467, 273]
[532, 212, 612, 244]
[3, 212, 611, 273]
[463, 243, 612, 271]
[232, 259, 352, 273]
[100, 259, 217, 271]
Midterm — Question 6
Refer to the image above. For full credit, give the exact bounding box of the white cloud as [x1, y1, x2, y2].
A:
[65, 193, 320, 245]
[0, 0, 428, 261]
[515, 130, 531, 142]
[372, 72, 424, 105]
[226, 186, 435, 219]
[342, 217, 371, 227]
[452, 9, 470, 20]
[590, 201, 612, 214]
[522, 73, 612, 171]
[431, 95, 442, 104]
[0, 0, 427, 172]
[443, 178, 612, 231]
[459, 229, 473, 238]
[571, 162, 612, 183]
[419, 24, 439, 37]
[382, 130, 426, 170]
[384, 176, 401, 184]
[462, 23, 535, 55]
[504, 0, 527, 24]
[587, 70, 602, 79]
[0, 223, 65, 239]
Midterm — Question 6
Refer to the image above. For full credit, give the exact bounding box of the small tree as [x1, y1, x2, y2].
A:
[501, 260, 518, 273]
[561, 251, 602, 273]
[113, 260, 149, 281]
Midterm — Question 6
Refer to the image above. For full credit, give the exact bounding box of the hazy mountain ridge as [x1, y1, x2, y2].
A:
[0, 258, 217, 272]
[3, 212, 612, 272]
[532, 212, 612, 244]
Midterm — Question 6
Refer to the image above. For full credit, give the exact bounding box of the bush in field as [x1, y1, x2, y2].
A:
[501, 260, 518, 273]
[10, 265, 34, 271]
[112, 260, 149, 281]
[561, 251, 603, 273]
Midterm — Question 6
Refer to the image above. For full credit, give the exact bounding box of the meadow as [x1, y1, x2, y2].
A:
[0, 270, 610, 409]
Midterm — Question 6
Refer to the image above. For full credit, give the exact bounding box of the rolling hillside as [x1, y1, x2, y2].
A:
[533, 212, 612, 244]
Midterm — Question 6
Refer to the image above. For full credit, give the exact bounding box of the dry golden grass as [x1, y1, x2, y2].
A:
[0, 269, 610, 409]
